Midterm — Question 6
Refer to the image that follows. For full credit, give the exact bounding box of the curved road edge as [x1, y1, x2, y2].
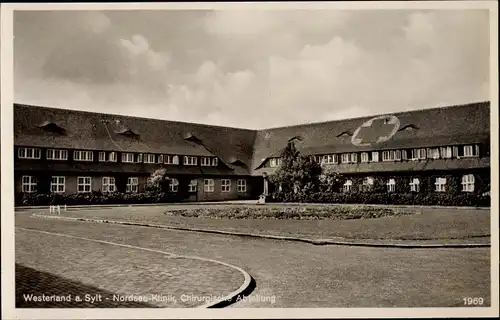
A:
[15, 226, 256, 308]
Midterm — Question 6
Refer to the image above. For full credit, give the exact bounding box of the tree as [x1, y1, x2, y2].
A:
[269, 141, 322, 198]
[147, 168, 169, 192]
[319, 166, 343, 193]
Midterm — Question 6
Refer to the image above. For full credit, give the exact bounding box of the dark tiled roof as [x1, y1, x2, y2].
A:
[14, 104, 257, 175]
[14, 101, 491, 177]
[251, 101, 490, 171]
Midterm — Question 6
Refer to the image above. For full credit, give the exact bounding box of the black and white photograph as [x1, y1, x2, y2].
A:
[1, 1, 498, 319]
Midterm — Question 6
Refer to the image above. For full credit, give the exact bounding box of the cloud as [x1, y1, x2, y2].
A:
[15, 10, 490, 129]
[79, 11, 111, 34]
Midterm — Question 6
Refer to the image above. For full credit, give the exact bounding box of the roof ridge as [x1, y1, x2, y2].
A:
[14, 103, 258, 132]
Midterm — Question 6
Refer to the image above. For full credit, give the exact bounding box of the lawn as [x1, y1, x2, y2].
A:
[17, 204, 491, 241]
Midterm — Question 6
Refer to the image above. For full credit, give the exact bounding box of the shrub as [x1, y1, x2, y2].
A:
[163, 206, 412, 220]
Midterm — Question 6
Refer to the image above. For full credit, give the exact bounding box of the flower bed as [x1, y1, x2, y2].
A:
[164, 206, 413, 220]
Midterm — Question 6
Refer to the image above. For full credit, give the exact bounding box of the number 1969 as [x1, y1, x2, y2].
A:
[463, 297, 484, 306]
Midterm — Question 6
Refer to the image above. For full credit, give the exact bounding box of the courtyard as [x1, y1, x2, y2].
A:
[15, 205, 491, 308]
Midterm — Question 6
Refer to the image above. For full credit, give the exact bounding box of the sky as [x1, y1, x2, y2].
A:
[13, 9, 490, 129]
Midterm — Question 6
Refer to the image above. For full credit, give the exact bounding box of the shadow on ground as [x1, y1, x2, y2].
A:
[16, 264, 157, 308]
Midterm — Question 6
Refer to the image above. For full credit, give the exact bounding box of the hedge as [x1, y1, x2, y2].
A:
[17, 191, 178, 206]
[269, 192, 490, 207]
[16, 191, 490, 207]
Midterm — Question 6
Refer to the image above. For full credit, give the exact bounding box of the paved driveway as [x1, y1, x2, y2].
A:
[15, 214, 490, 308]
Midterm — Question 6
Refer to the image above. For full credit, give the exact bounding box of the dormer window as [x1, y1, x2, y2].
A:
[269, 158, 281, 167]
[38, 121, 66, 135]
[399, 124, 419, 132]
[184, 132, 202, 144]
[336, 131, 353, 138]
[288, 136, 303, 143]
[117, 128, 140, 138]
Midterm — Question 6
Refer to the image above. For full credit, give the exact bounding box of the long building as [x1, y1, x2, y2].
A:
[13, 101, 491, 203]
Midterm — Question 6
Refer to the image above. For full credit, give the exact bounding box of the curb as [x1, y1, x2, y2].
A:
[30, 214, 491, 249]
[17, 226, 255, 309]
[15, 202, 490, 211]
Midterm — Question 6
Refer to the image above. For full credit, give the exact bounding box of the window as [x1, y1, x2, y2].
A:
[371, 151, 379, 162]
[22, 176, 37, 193]
[382, 151, 393, 161]
[237, 179, 247, 193]
[184, 156, 198, 166]
[387, 179, 396, 193]
[313, 155, 322, 163]
[269, 158, 281, 167]
[343, 180, 352, 192]
[212, 158, 218, 166]
[137, 154, 143, 163]
[350, 153, 358, 163]
[429, 148, 440, 159]
[394, 150, 401, 161]
[122, 153, 134, 163]
[361, 152, 369, 163]
[46, 149, 68, 160]
[99, 152, 106, 162]
[440, 147, 452, 159]
[109, 152, 117, 162]
[74, 150, 94, 161]
[102, 177, 116, 193]
[409, 178, 420, 192]
[221, 179, 231, 192]
[452, 146, 459, 158]
[341, 154, 350, 163]
[435, 177, 446, 192]
[18, 147, 41, 159]
[411, 149, 426, 160]
[322, 154, 337, 164]
[169, 178, 179, 192]
[77, 177, 92, 193]
[188, 179, 198, 192]
[204, 179, 215, 192]
[463, 145, 475, 157]
[158, 155, 164, 163]
[461, 174, 475, 192]
[50, 176, 65, 193]
[126, 177, 139, 193]
[401, 150, 408, 160]
[144, 154, 156, 164]
[164, 155, 179, 164]
[362, 177, 374, 192]
[201, 157, 211, 166]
